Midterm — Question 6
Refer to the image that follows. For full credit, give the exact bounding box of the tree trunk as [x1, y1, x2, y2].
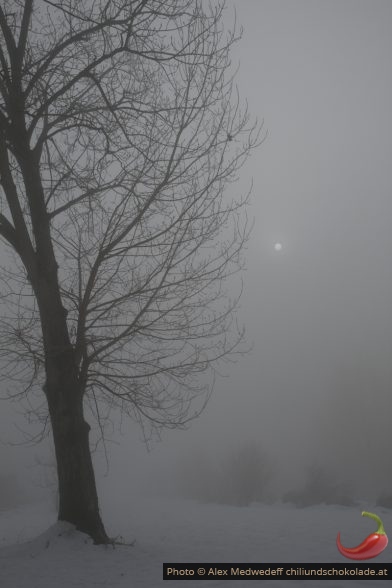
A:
[46, 378, 109, 544]
[34, 271, 109, 544]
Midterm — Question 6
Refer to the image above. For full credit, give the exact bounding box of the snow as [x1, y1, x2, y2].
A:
[0, 494, 391, 587]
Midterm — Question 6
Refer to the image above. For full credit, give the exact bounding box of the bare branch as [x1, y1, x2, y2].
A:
[0, 0, 262, 443]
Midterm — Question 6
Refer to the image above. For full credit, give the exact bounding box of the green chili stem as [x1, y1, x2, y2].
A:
[361, 511, 387, 536]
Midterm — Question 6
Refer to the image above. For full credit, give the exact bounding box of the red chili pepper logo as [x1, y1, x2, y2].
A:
[336, 511, 388, 560]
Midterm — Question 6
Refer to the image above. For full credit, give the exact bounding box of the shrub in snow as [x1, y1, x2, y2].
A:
[282, 464, 355, 507]
[217, 444, 273, 506]
[177, 443, 273, 507]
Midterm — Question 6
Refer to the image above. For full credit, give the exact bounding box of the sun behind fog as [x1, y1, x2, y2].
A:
[274, 242, 283, 252]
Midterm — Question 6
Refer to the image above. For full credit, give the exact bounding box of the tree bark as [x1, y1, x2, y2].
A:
[46, 373, 109, 544]
[37, 280, 109, 544]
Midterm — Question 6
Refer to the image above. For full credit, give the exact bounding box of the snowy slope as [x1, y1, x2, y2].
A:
[0, 495, 391, 587]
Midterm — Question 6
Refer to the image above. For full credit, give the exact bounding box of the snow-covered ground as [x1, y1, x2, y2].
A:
[0, 492, 391, 587]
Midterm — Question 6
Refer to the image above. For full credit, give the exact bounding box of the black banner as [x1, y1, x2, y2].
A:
[163, 563, 392, 580]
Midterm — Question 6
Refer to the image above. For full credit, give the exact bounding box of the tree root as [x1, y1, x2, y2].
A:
[104, 535, 136, 549]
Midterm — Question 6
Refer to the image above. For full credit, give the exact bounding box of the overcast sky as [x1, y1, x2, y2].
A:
[166, 0, 392, 498]
[2, 0, 392, 504]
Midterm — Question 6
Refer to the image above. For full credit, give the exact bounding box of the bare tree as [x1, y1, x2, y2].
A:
[0, 0, 261, 543]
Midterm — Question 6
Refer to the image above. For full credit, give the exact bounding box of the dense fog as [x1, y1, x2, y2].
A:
[2, 0, 392, 515]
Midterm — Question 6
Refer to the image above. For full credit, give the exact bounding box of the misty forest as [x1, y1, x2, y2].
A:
[1, 1, 392, 586]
